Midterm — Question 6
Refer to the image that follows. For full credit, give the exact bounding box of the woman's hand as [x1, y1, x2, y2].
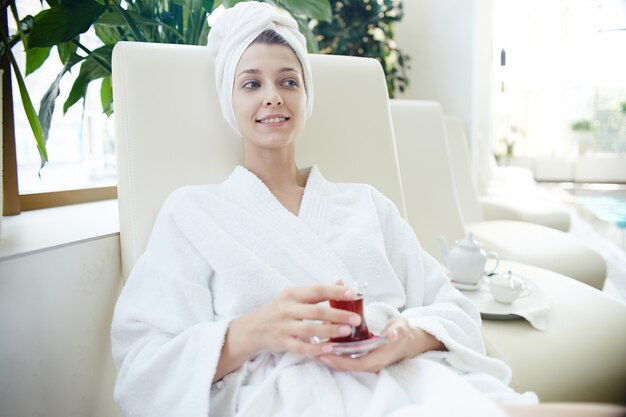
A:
[215, 284, 361, 382]
[316, 316, 445, 373]
[236, 284, 363, 358]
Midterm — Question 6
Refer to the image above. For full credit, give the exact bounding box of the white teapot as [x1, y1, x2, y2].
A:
[438, 232, 499, 285]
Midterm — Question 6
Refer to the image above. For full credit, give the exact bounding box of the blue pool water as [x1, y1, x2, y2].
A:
[574, 191, 626, 229]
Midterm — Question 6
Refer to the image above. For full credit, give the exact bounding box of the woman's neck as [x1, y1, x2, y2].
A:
[243, 150, 306, 192]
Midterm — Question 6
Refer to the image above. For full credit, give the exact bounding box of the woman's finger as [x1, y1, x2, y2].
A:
[385, 323, 408, 343]
[317, 318, 413, 372]
[382, 316, 410, 342]
[284, 319, 354, 341]
[294, 303, 361, 326]
[283, 336, 334, 357]
[282, 284, 357, 304]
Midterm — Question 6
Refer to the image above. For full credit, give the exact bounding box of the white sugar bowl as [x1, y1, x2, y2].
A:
[488, 271, 532, 304]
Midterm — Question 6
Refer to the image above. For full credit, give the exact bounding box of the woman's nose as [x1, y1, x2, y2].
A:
[264, 91, 283, 106]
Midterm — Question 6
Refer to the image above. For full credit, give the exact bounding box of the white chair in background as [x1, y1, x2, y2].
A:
[390, 99, 606, 290]
[445, 116, 572, 232]
[474, 128, 538, 196]
[389, 98, 626, 403]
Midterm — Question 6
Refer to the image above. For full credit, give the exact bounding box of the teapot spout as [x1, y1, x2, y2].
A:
[437, 235, 449, 265]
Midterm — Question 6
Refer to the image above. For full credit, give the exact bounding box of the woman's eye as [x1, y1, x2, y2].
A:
[243, 80, 260, 89]
[283, 79, 297, 88]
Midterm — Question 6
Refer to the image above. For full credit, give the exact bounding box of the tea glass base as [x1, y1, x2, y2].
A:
[311, 335, 388, 358]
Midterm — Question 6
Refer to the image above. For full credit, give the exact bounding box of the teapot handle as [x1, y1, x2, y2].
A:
[484, 251, 500, 275]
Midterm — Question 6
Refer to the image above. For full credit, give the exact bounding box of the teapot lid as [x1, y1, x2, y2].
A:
[455, 232, 483, 249]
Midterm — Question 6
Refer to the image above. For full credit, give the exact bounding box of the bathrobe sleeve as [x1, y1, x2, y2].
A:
[369, 188, 513, 383]
[111, 189, 231, 417]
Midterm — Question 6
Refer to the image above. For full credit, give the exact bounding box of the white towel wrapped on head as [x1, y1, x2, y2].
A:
[206, 1, 314, 136]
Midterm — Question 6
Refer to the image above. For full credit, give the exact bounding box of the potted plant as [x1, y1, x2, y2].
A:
[570, 119, 594, 156]
[312, 0, 409, 97]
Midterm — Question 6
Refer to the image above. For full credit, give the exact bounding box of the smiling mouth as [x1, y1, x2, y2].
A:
[256, 116, 289, 124]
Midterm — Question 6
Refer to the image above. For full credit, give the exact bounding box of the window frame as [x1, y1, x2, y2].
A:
[0, 14, 117, 216]
[2, 49, 116, 216]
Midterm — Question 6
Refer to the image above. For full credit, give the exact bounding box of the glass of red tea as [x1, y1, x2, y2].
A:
[329, 283, 372, 343]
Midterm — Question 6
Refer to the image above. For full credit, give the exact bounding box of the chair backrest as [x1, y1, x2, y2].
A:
[113, 41, 405, 278]
[389, 99, 466, 262]
[474, 128, 497, 195]
[444, 116, 484, 224]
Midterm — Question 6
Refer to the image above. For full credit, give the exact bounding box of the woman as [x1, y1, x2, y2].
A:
[111, 2, 539, 416]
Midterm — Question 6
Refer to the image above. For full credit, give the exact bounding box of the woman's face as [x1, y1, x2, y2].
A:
[232, 42, 306, 151]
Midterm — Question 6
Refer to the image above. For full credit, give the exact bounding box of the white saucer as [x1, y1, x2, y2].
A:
[311, 335, 388, 358]
[451, 280, 483, 291]
[459, 276, 549, 321]
[330, 336, 387, 358]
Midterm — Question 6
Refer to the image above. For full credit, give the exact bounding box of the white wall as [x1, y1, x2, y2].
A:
[395, 0, 494, 168]
[0, 236, 123, 417]
[396, 1, 475, 129]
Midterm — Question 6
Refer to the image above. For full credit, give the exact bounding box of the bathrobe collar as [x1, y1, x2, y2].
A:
[223, 164, 354, 285]
[228, 164, 326, 229]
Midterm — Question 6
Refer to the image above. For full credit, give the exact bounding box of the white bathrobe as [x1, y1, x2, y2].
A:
[111, 165, 537, 417]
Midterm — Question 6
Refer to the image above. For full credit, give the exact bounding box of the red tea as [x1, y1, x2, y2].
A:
[329, 295, 372, 342]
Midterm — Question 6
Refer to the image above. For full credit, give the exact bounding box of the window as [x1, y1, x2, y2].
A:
[492, 0, 626, 160]
[3, 0, 116, 214]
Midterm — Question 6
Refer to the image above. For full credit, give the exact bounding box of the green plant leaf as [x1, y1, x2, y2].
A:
[172, 0, 202, 9]
[38, 69, 65, 146]
[0, 24, 48, 162]
[57, 41, 78, 64]
[2, 46, 48, 161]
[97, 8, 187, 43]
[91, 44, 114, 62]
[111, 2, 147, 42]
[279, 0, 332, 22]
[94, 24, 121, 45]
[100, 75, 113, 116]
[198, 18, 211, 45]
[9, 2, 29, 50]
[572, 120, 593, 131]
[66, 52, 86, 69]
[63, 52, 111, 113]
[28, 0, 106, 48]
[96, 8, 158, 27]
[202, 0, 215, 12]
[26, 46, 51, 76]
[294, 15, 318, 53]
[70, 41, 112, 73]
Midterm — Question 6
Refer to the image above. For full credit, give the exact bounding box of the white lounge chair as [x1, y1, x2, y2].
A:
[389, 98, 625, 403]
[389, 99, 606, 290]
[445, 116, 572, 232]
